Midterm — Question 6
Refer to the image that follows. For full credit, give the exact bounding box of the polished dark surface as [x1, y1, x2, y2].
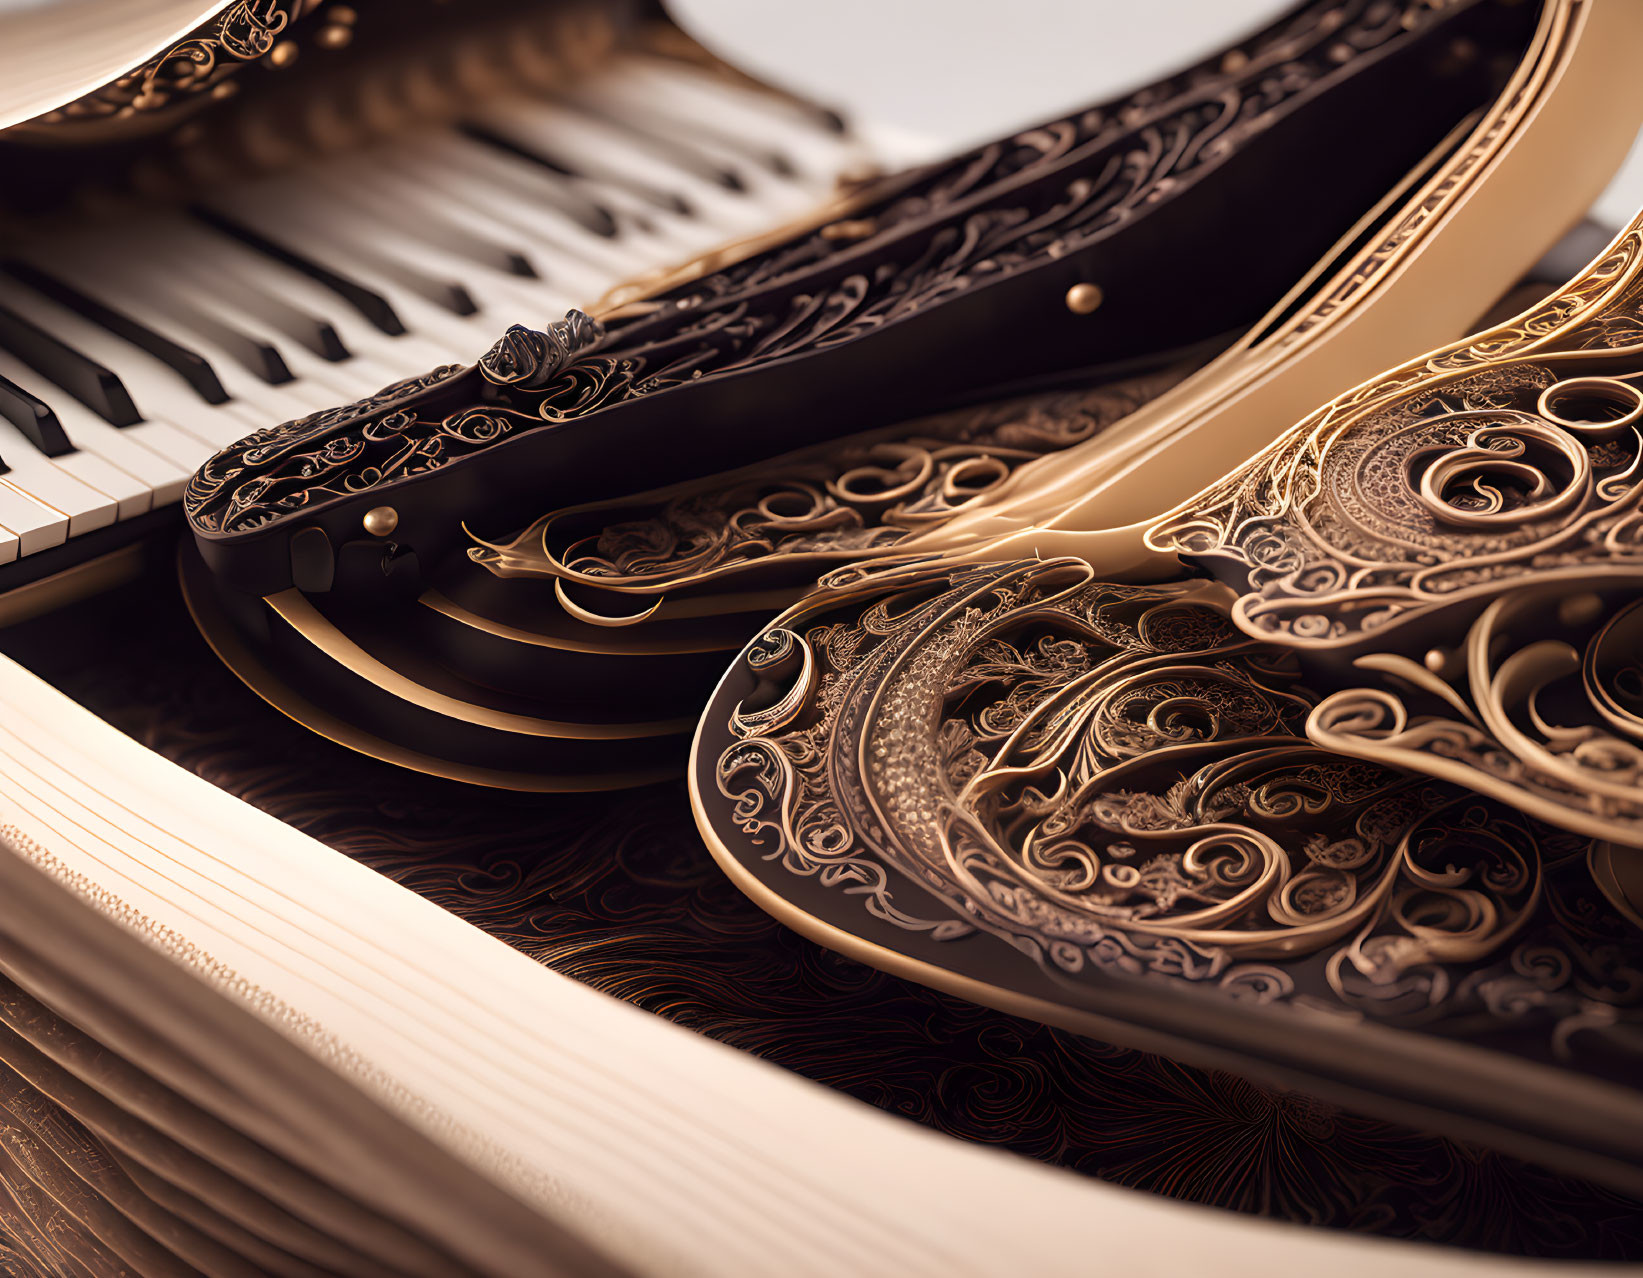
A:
[6, 566, 1642, 1262]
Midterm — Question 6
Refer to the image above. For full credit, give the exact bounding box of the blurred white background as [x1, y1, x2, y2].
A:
[672, 0, 1643, 229]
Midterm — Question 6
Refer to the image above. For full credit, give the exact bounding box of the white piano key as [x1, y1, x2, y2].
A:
[378, 134, 653, 283]
[0, 479, 66, 554]
[0, 350, 188, 508]
[615, 59, 862, 179]
[409, 130, 655, 273]
[54, 448, 151, 522]
[183, 197, 494, 364]
[508, 106, 776, 234]
[0, 416, 117, 535]
[565, 93, 821, 221]
[164, 221, 442, 364]
[131, 212, 475, 394]
[2, 247, 277, 442]
[442, 126, 712, 270]
[546, 175, 709, 265]
[347, 150, 616, 302]
[155, 283, 372, 405]
[245, 162, 566, 321]
[466, 100, 713, 224]
[0, 523, 18, 565]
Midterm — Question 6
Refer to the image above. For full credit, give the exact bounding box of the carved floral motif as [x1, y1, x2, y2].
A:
[1148, 224, 1643, 846]
[706, 556, 1636, 1054]
[473, 367, 1189, 590]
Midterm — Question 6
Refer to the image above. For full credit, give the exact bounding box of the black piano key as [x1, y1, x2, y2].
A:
[461, 123, 693, 218]
[763, 149, 797, 180]
[431, 281, 479, 318]
[0, 374, 74, 458]
[186, 282, 349, 364]
[0, 302, 140, 426]
[456, 125, 627, 237]
[163, 300, 295, 385]
[577, 110, 747, 192]
[2, 260, 232, 406]
[314, 321, 353, 360]
[358, 256, 479, 317]
[191, 205, 407, 336]
[345, 189, 540, 281]
[203, 279, 352, 361]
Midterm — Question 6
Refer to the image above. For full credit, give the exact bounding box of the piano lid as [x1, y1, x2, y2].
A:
[0, 1, 302, 138]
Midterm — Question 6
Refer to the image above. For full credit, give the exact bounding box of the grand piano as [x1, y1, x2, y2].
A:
[1, 2, 1642, 1274]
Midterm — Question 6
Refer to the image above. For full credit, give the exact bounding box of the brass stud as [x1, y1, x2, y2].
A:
[266, 40, 299, 69]
[1558, 593, 1603, 628]
[362, 506, 399, 538]
[1220, 50, 1249, 74]
[1423, 647, 1450, 675]
[1065, 282, 1104, 315]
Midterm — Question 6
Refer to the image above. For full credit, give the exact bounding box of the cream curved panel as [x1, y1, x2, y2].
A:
[0, 0, 224, 132]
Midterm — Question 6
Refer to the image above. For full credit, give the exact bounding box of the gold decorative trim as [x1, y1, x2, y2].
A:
[10, 0, 303, 141]
[262, 589, 690, 741]
[180, 549, 677, 791]
[419, 591, 740, 657]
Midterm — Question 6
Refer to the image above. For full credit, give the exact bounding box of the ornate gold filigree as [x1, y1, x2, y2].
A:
[1147, 220, 1643, 846]
[185, 364, 464, 534]
[695, 550, 1643, 1092]
[478, 313, 606, 390]
[185, 0, 1460, 551]
[472, 368, 1190, 592]
[708, 557, 1582, 1007]
[38, 598, 1643, 1255]
[20, 0, 300, 133]
[1307, 579, 1643, 845]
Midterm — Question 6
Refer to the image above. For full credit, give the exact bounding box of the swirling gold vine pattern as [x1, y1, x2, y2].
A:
[472, 366, 1189, 591]
[707, 555, 1640, 1047]
[29, 584, 1643, 1261]
[20, 0, 300, 131]
[183, 0, 1452, 541]
[186, 312, 639, 535]
[610, 0, 1426, 315]
[1147, 226, 1643, 846]
[185, 363, 465, 534]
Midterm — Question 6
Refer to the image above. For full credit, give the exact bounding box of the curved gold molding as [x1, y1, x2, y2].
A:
[419, 591, 742, 657]
[3, 0, 303, 139]
[261, 589, 690, 741]
[180, 549, 677, 791]
[941, 0, 1643, 573]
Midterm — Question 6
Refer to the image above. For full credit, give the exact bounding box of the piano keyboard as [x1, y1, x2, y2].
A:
[0, 51, 875, 576]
